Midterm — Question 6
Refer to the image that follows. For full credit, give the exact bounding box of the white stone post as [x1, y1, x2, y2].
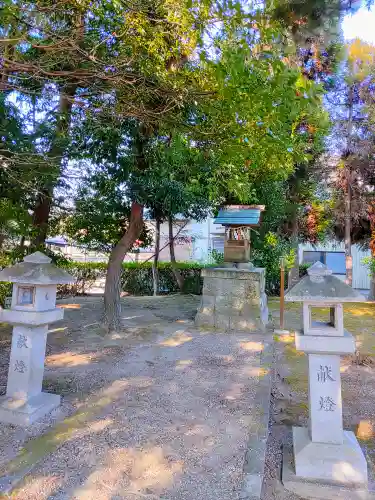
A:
[0, 252, 74, 425]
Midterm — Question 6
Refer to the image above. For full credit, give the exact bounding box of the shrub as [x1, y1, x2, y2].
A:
[0, 258, 205, 301]
[299, 262, 311, 277]
[363, 257, 375, 277]
[0, 253, 12, 307]
[56, 261, 206, 297]
[58, 262, 107, 297]
[0, 252, 308, 305]
[121, 261, 204, 295]
[252, 232, 295, 296]
[0, 282, 12, 308]
[209, 249, 224, 265]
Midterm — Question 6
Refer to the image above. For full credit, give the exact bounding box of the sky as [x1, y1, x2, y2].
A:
[342, 4, 375, 43]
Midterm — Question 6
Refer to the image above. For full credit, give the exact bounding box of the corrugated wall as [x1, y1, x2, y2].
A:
[299, 242, 371, 290]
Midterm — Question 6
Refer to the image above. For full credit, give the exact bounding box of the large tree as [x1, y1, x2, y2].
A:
[1, 0, 346, 329]
[1, 0, 216, 244]
[324, 39, 375, 285]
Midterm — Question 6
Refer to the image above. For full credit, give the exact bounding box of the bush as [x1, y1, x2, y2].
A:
[0, 257, 205, 302]
[363, 257, 375, 277]
[0, 254, 12, 307]
[121, 261, 204, 295]
[57, 258, 305, 298]
[0, 282, 12, 308]
[209, 249, 224, 265]
[58, 262, 107, 297]
[252, 233, 295, 296]
[57, 261, 206, 297]
[0, 252, 308, 306]
[299, 262, 311, 277]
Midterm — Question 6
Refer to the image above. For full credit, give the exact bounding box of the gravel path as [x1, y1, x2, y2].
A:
[0, 296, 266, 500]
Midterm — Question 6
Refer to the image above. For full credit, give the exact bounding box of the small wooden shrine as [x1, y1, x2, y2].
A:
[214, 205, 265, 263]
[195, 204, 268, 333]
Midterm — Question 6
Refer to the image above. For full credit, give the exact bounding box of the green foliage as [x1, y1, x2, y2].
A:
[121, 262, 204, 295]
[209, 249, 225, 265]
[132, 134, 215, 220]
[326, 39, 375, 247]
[363, 257, 375, 277]
[252, 232, 295, 295]
[0, 253, 313, 307]
[58, 261, 108, 296]
[52, 261, 206, 297]
[0, 253, 12, 270]
[0, 282, 12, 308]
[299, 262, 312, 277]
[1, 0, 335, 320]
[0, 199, 32, 244]
[196, 24, 329, 204]
[0, 253, 12, 307]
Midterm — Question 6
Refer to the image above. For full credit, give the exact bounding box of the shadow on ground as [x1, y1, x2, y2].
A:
[0, 294, 267, 500]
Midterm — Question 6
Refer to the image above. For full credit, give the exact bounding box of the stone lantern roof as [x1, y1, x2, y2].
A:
[285, 261, 366, 303]
[0, 251, 74, 285]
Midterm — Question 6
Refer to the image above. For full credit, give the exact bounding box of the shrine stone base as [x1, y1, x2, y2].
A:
[0, 392, 60, 426]
[195, 266, 268, 332]
[282, 427, 370, 500]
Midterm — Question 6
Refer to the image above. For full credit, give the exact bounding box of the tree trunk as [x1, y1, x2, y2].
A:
[32, 187, 53, 248]
[344, 85, 354, 286]
[31, 86, 78, 247]
[19, 235, 25, 255]
[168, 217, 184, 292]
[153, 218, 161, 296]
[369, 278, 375, 302]
[368, 203, 375, 300]
[103, 202, 143, 331]
[344, 180, 353, 286]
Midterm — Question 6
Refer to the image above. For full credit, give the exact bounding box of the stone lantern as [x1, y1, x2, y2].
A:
[282, 261, 369, 498]
[195, 205, 268, 332]
[0, 252, 74, 425]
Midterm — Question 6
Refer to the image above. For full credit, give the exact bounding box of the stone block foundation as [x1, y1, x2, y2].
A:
[195, 267, 268, 332]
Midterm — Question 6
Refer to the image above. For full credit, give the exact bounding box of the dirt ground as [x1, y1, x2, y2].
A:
[262, 299, 375, 500]
[0, 295, 267, 500]
[0, 295, 374, 499]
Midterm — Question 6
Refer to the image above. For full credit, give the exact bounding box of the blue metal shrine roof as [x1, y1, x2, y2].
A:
[214, 205, 265, 226]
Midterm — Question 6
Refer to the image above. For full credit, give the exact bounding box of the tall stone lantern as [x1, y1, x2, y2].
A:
[282, 261, 369, 498]
[195, 205, 268, 332]
[0, 252, 74, 425]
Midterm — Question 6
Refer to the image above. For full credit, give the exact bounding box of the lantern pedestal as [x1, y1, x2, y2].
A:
[0, 393, 60, 426]
[195, 267, 268, 332]
[291, 427, 368, 485]
[282, 438, 371, 500]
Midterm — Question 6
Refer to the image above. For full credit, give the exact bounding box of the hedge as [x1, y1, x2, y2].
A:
[0, 258, 310, 306]
[120, 262, 204, 296]
[0, 260, 206, 305]
[0, 254, 12, 307]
